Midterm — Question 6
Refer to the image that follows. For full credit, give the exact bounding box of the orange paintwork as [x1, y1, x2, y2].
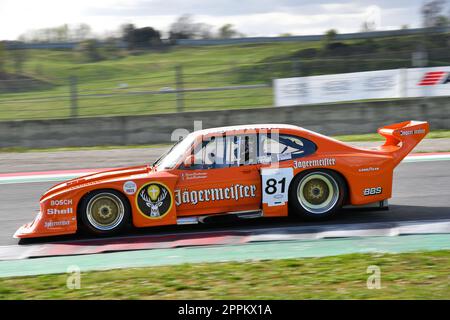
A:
[14, 120, 429, 239]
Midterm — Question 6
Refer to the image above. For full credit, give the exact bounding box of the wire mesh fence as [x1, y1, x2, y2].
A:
[1, 46, 450, 121]
[0, 63, 275, 120]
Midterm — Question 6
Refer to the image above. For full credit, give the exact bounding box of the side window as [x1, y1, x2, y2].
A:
[259, 133, 316, 162]
[192, 135, 226, 169]
[262, 136, 285, 155]
[225, 135, 241, 166]
[226, 134, 258, 167]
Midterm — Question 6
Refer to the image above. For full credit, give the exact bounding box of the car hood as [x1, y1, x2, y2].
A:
[41, 165, 154, 201]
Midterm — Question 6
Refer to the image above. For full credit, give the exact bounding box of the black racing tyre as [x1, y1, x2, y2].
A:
[78, 189, 131, 236]
[289, 170, 346, 221]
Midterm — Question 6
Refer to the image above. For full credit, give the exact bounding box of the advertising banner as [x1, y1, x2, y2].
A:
[274, 67, 450, 107]
[274, 69, 402, 106]
[404, 66, 450, 98]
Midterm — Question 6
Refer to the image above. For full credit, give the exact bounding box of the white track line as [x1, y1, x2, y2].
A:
[1, 153, 449, 185]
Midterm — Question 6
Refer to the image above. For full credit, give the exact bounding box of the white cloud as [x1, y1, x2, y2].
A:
[0, 0, 422, 40]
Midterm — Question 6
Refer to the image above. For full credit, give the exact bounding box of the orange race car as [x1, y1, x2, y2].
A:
[14, 120, 429, 239]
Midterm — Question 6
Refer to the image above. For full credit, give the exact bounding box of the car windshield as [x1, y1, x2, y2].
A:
[153, 134, 196, 170]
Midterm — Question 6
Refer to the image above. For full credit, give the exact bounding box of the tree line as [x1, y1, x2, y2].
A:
[9, 1, 450, 48]
[16, 15, 244, 46]
[1, 1, 449, 75]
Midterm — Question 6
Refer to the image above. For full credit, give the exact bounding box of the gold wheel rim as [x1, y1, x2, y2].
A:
[297, 172, 339, 214]
[86, 193, 125, 231]
[303, 179, 330, 205]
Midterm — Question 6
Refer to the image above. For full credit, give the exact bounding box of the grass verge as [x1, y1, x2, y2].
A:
[0, 250, 448, 299]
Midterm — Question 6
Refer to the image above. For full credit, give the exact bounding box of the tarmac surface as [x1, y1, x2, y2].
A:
[0, 138, 449, 246]
[1, 138, 449, 173]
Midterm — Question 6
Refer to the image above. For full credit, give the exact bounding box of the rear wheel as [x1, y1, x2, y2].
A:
[289, 170, 346, 220]
[79, 189, 130, 236]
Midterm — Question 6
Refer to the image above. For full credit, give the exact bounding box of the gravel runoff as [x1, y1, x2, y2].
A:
[1, 138, 450, 174]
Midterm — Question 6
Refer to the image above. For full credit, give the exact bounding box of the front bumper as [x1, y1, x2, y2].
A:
[14, 211, 77, 239]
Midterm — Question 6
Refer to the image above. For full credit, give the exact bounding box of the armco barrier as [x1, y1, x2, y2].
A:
[0, 97, 449, 148]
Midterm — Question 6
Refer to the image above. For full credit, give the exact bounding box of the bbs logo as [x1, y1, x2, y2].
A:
[363, 187, 382, 196]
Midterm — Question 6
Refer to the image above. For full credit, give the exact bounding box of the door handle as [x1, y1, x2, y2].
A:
[241, 169, 252, 174]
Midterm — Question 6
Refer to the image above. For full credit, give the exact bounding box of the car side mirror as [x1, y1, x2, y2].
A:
[183, 155, 196, 168]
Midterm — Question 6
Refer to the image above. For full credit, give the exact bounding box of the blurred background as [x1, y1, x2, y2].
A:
[1, 1, 450, 300]
[0, 0, 449, 147]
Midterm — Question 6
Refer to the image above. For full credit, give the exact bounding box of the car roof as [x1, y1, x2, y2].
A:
[192, 124, 306, 137]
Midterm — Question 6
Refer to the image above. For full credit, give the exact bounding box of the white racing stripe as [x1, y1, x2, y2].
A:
[1, 153, 450, 185]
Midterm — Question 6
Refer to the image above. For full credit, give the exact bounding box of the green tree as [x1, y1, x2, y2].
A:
[169, 15, 198, 40]
[75, 39, 102, 62]
[73, 23, 91, 41]
[435, 15, 450, 26]
[323, 29, 338, 50]
[121, 24, 161, 49]
[361, 21, 376, 32]
[325, 29, 337, 41]
[55, 24, 69, 42]
[121, 24, 136, 49]
[168, 15, 217, 40]
[197, 23, 213, 39]
[421, 0, 449, 27]
[218, 24, 239, 39]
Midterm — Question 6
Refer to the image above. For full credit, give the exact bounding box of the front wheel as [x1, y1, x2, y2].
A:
[289, 170, 346, 221]
[79, 189, 131, 236]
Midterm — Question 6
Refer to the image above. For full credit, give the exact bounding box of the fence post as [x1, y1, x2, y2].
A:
[175, 65, 184, 112]
[292, 60, 301, 77]
[69, 76, 78, 118]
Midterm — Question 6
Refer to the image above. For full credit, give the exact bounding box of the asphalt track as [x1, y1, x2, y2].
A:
[1, 138, 450, 173]
[0, 158, 449, 246]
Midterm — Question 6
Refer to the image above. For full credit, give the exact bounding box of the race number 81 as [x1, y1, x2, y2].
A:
[261, 167, 293, 207]
[265, 178, 286, 195]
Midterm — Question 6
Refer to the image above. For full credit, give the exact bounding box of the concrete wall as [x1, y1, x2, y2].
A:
[1, 97, 449, 148]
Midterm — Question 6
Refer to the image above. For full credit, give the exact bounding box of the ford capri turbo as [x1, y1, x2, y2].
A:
[14, 120, 429, 239]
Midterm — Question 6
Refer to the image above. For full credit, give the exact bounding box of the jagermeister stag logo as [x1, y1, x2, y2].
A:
[136, 182, 172, 218]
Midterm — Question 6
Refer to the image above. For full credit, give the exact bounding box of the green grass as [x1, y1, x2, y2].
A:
[0, 250, 449, 299]
[2, 35, 449, 121]
[0, 42, 316, 120]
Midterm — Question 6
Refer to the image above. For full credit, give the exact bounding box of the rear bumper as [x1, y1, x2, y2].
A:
[14, 211, 77, 239]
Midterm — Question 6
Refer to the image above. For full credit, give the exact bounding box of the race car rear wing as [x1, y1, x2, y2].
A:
[377, 120, 429, 165]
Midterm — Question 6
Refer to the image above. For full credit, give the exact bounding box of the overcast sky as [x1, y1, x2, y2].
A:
[0, 0, 429, 40]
